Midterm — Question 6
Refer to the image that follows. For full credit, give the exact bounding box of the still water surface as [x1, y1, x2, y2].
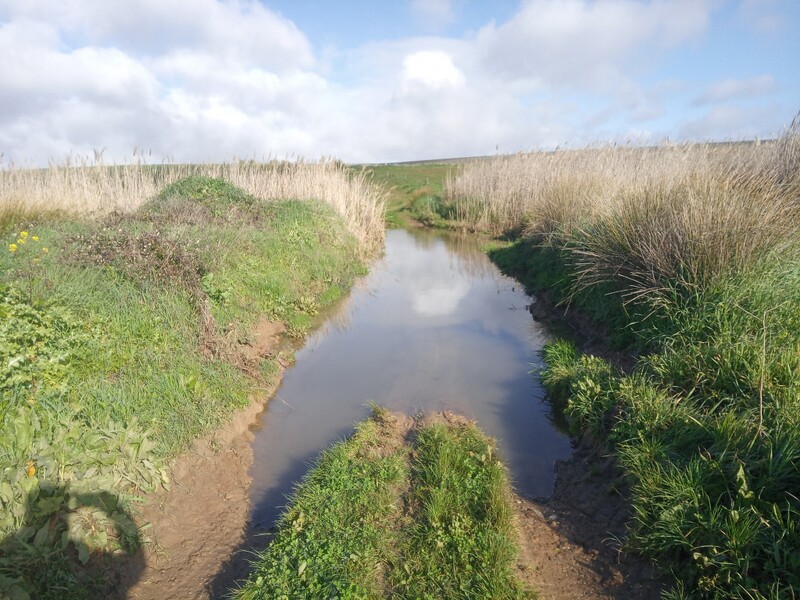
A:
[248, 227, 571, 533]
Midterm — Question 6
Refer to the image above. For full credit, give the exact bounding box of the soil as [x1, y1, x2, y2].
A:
[512, 432, 663, 599]
[109, 307, 663, 599]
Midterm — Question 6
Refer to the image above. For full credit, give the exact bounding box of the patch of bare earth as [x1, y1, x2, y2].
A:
[114, 318, 286, 600]
[512, 434, 663, 599]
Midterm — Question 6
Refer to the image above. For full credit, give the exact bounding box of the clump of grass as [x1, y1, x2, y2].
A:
[235, 412, 408, 600]
[444, 119, 800, 305]
[235, 412, 533, 599]
[539, 259, 800, 597]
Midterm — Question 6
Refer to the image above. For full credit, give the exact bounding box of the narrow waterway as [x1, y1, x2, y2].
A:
[245, 227, 571, 535]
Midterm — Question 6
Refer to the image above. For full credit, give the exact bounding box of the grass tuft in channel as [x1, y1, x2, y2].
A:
[390, 422, 531, 600]
[235, 412, 533, 599]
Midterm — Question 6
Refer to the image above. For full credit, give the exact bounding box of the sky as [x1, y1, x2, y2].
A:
[0, 0, 798, 165]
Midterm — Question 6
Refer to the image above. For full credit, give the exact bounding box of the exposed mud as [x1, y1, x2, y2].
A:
[513, 433, 663, 599]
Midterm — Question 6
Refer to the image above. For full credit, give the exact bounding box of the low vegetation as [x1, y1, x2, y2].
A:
[433, 117, 800, 598]
[235, 408, 531, 599]
[364, 163, 456, 228]
[0, 174, 376, 598]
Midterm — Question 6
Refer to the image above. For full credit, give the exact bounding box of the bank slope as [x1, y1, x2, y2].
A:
[0, 175, 371, 599]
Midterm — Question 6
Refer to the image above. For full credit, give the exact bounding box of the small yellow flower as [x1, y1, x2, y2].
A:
[17, 238, 25, 244]
[32, 236, 39, 242]
[42, 247, 49, 253]
[26, 461, 36, 478]
[20, 231, 28, 238]
[8, 243, 17, 252]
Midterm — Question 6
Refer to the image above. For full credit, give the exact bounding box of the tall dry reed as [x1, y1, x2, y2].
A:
[0, 159, 386, 253]
[444, 118, 800, 300]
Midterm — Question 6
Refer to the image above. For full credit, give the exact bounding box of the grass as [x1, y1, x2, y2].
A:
[235, 408, 532, 599]
[0, 159, 386, 255]
[434, 116, 800, 598]
[363, 164, 456, 228]
[0, 175, 372, 598]
[392, 422, 528, 599]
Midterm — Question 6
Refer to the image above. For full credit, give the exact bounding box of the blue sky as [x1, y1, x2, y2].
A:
[0, 0, 797, 164]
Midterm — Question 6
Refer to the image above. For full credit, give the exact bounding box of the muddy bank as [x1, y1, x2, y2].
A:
[514, 433, 663, 599]
[112, 320, 287, 600]
[115, 407, 662, 599]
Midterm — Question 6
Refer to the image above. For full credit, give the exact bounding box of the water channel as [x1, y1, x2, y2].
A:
[247, 227, 572, 535]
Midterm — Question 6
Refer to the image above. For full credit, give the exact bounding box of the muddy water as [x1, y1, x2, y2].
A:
[248, 227, 571, 533]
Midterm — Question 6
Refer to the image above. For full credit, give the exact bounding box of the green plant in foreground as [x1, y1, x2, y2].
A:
[539, 267, 800, 598]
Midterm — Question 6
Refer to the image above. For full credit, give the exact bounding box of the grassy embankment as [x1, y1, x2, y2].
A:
[434, 124, 800, 598]
[235, 407, 532, 599]
[0, 161, 384, 599]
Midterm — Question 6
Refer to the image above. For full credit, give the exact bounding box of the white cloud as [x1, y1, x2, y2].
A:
[413, 281, 470, 317]
[694, 75, 775, 105]
[679, 104, 783, 140]
[0, 0, 324, 162]
[0, 0, 792, 165]
[401, 50, 465, 90]
[736, 0, 788, 34]
[475, 0, 713, 89]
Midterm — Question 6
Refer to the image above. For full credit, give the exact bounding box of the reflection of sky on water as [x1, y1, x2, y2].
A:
[248, 228, 571, 531]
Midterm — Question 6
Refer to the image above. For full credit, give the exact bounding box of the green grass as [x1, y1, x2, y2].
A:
[234, 410, 407, 600]
[0, 176, 366, 598]
[539, 257, 800, 598]
[391, 423, 529, 600]
[363, 165, 456, 228]
[235, 409, 533, 599]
